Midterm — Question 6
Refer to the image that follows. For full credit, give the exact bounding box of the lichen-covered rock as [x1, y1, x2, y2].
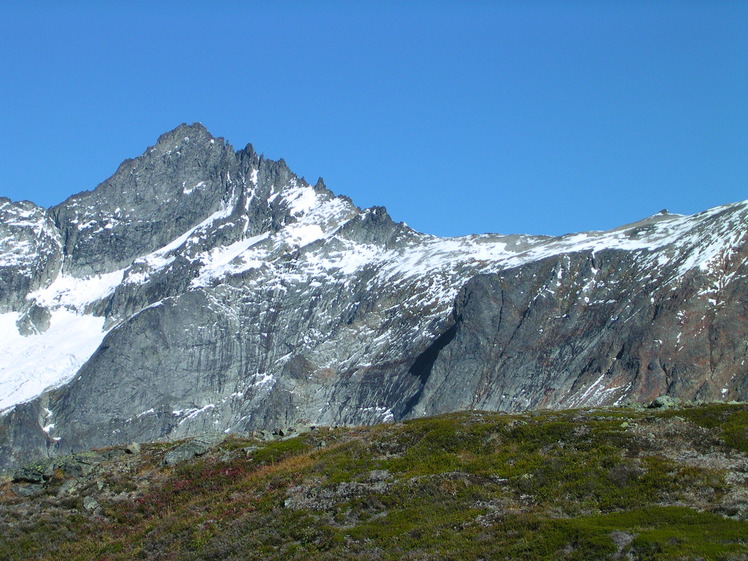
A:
[649, 396, 682, 409]
[125, 442, 141, 455]
[82, 496, 100, 512]
[12, 459, 55, 483]
[161, 437, 220, 467]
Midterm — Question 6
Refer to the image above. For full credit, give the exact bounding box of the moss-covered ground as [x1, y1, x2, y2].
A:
[1, 403, 747, 560]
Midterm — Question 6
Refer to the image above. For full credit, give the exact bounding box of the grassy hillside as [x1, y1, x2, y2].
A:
[1, 403, 747, 560]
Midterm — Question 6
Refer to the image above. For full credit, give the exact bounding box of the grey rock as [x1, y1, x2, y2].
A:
[0, 198, 62, 313]
[125, 442, 141, 455]
[12, 459, 55, 483]
[55, 455, 98, 478]
[368, 469, 392, 482]
[15, 303, 52, 336]
[285, 478, 393, 511]
[57, 478, 79, 496]
[12, 483, 45, 497]
[161, 437, 218, 466]
[82, 496, 100, 512]
[610, 530, 635, 555]
[648, 396, 682, 409]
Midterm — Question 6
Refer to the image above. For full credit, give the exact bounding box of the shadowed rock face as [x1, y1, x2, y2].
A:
[1, 123, 747, 470]
[405, 241, 748, 418]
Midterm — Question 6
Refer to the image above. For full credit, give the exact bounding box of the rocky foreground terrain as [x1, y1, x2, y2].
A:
[1, 402, 747, 560]
[1, 123, 747, 472]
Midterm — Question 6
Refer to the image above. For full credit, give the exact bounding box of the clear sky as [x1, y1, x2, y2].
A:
[1, 2, 746, 237]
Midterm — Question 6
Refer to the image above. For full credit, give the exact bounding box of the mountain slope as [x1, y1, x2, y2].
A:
[2, 403, 747, 560]
[0, 123, 746, 470]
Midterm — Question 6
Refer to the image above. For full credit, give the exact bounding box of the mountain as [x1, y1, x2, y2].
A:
[1, 123, 747, 470]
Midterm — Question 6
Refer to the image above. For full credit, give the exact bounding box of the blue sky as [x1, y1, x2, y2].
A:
[1, 2, 746, 237]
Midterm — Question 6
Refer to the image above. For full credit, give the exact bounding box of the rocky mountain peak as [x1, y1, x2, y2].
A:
[153, 121, 216, 150]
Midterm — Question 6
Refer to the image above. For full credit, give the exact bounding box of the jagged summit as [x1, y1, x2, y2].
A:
[154, 121, 214, 146]
[1, 125, 747, 470]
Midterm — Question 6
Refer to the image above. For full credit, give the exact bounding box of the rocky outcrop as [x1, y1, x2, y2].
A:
[405, 226, 748, 417]
[0, 198, 62, 313]
[0, 123, 746, 471]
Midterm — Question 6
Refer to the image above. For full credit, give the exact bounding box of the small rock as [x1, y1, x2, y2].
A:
[610, 530, 635, 554]
[161, 437, 217, 466]
[57, 479, 78, 497]
[368, 470, 392, 482]
[12, 483, 44, 497]
[55, 456, 95, 478]
[83, 496, 100, 512]
[15, 304, 52, 336]
[619, 400, 644, 410]
[125, 442, 141, 454]
[648, 396, 681, 409]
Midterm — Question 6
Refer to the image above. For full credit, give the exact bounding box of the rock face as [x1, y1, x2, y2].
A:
[0, 198, 63, 313]
[0, 123, 747, 470]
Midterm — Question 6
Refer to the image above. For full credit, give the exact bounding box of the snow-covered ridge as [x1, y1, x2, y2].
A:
[179, 179, 748, 298]
[184, 196, 746, 315]
[30, 269, 125, 311]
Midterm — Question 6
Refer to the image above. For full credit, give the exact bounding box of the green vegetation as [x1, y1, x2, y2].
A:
[1, 403, 747, 560]
[669, 403, 748, 454]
